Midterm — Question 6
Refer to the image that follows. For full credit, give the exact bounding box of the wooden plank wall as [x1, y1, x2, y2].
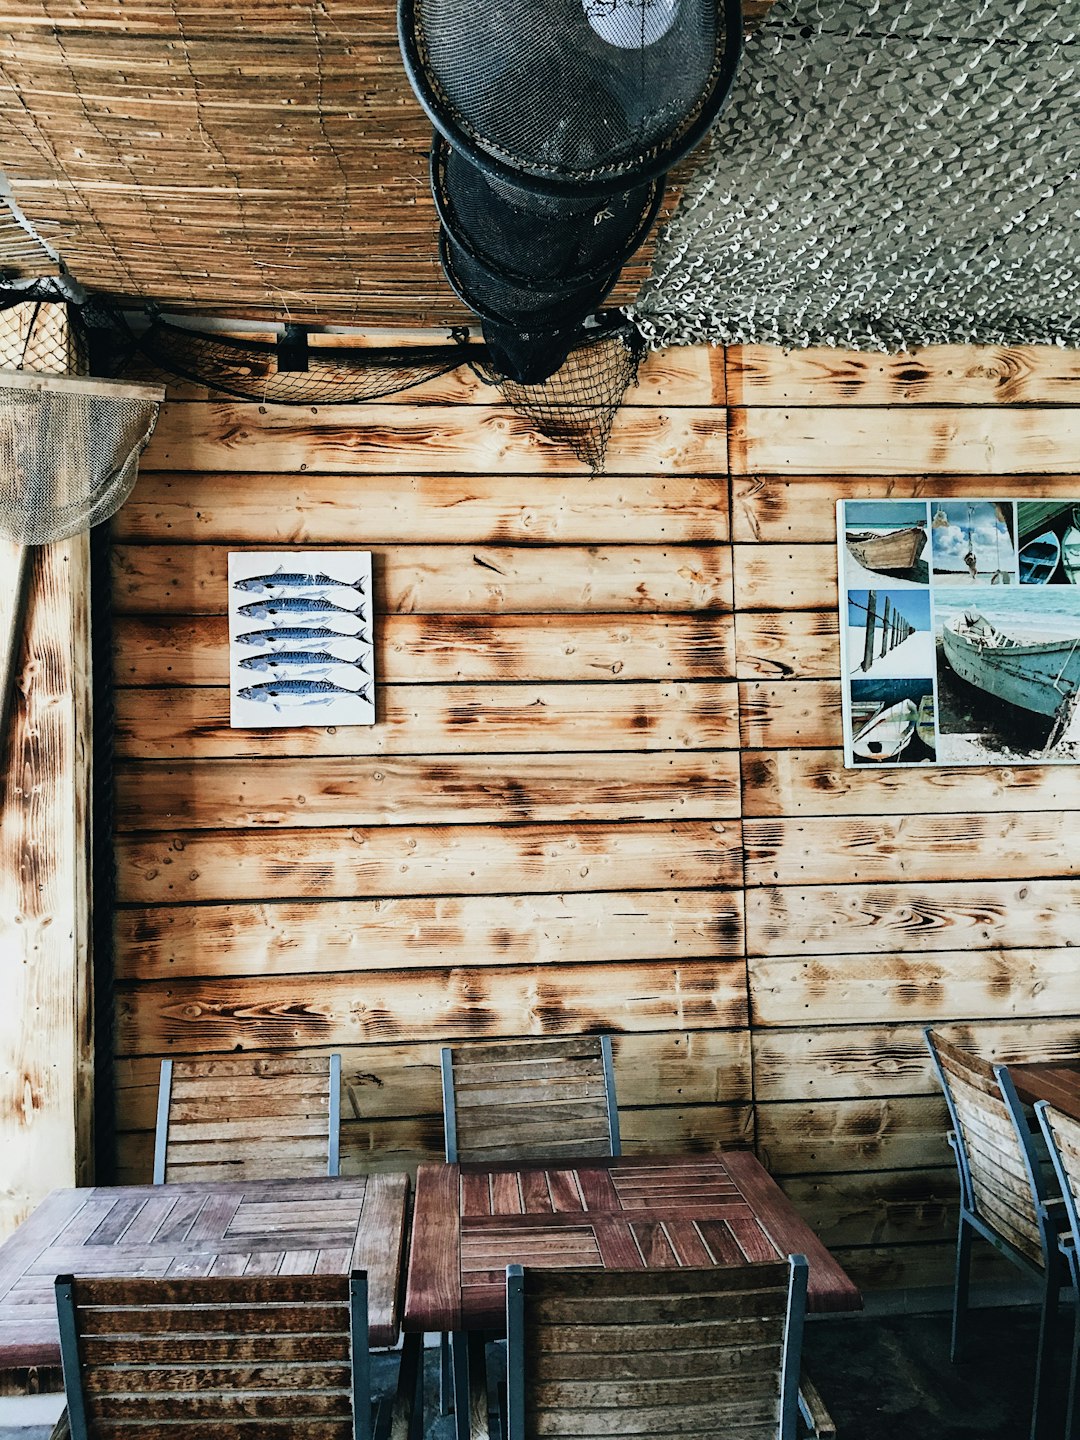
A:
[108, 347, 755, 1193]
[730, 344, 1080, 1290]
[108, 342, 1080, 1292]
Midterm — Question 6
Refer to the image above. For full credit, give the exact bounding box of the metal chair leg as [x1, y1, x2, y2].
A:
[1065, 1296, 1080, 1440]
[451, 1331, 470, 1440]
[1031, 1257, 1062, 1440]
[439, 1332, 453, 1416]
[950, 1213, 973, 1363]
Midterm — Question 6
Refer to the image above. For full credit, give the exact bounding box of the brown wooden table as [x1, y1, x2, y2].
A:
[0, 1173, 409, 1370]
[1011, 1061, 1080, 1123]
[404, 1151, 862, 1333]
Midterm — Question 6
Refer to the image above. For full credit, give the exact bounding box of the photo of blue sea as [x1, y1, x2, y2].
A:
[934, 587, 1080, 639]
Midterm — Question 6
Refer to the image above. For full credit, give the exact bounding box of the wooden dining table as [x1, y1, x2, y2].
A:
[0, 1172, 410, 1371]
[404, 1150, 861, 1436]
[1010, 1060, 1080, 1123]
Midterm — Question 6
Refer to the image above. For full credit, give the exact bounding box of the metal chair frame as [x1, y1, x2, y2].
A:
[440, 1034, 620, 1164]
[1035, 1100, 1080, 1440]
[925, 1028, 1067, 1440]
[153, 1051, 342, 1183]
[503, 1257, 809, 1440]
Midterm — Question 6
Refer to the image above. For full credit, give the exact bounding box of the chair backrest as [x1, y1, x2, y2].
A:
[1036, 1100, 1080, 1253]
[55, 1270, 373, 1440]
[924, 1028, 1051, 1268]
[441, 1035, 620, 1163]
[153, 1053, 341, 1183]
[505, 1259, 808, 1440]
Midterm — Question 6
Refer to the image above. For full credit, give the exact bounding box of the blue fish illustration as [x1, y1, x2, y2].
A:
[234, 626, 370, 647]
[237, 596, 366, 621]
[237, 679, 371, 709]
[238, 650, 369, 674]
[233, 569, 366, 594]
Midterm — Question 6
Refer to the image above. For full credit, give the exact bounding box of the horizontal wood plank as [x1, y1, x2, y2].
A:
[741, 750, 1080, 817]
[757, 1096, 949, 1176]
[117, 470, 730, 545]
[750, 948, 1080, 1026]
[734, 611, 838, 682]
[114, 889, 745, 978]
[115, 752, 742, 829]
[738, 680, 840, 749]
[733, 545, 837, 612]
[746, 878, 1080, 957]
[114, 959, 751, 1055]
[731, 474, 1080, 544]
[726, 346, 1080, 408]
[115, 819, 743, 903]
[114, 682, 740, 758]
[730, 407, 1080, 476]
[142, 403, 729, 476]
[780, 1168, 957, 1249]
[752, 1019, 1080, 1102]
[112, 543, 733, 615]
[114, 613, 736, 686]
[743, 811, 1080, 887]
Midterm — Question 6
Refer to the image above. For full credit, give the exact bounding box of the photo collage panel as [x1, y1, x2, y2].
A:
[837, 500, 1080, 767]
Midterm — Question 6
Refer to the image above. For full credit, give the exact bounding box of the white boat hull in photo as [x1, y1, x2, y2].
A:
[851, 697, 918, 760]
[942, 611, 1080, 719]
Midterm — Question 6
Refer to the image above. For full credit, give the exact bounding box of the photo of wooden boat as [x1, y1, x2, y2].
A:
[851, 697, 918, 760]
[1062, 511, 1080, 584]
[846, 524, 927, 576]
[941, 610, 1080, 718]
[915, 694, 936, 748]
[1018, 530, 1061, 584]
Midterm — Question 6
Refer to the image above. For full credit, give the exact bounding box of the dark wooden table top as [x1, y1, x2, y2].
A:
[404, 1151, 862, 1332]
[1011, 1061, 1080, 1123]
[0, 1173, 409, 1368]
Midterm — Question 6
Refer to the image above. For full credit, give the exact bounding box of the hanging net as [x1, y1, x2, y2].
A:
[0, 369, 163, 544]
[472, 324, 644, 471]
[67, 301, 643, 472]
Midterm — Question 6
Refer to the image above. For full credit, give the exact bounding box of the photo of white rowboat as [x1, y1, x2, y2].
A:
[1063, 512, 1080, 584]
[941, 611, 1080, 719]
[851, 697, 918, 760]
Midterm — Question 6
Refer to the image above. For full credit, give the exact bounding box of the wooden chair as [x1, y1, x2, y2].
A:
[1035, 1100, 1080, 1440]
[496, 1258, 817, 1440]
[439, 1035, 620, 1432]
[153, 1053, 342, 1183]
[925, 1028, 1067, 1440]
[54, 1271, 396, 1440]
[440, 1034, 620, 1164]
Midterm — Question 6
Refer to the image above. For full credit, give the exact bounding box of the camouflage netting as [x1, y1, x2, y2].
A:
[632, 0, 1080, 351]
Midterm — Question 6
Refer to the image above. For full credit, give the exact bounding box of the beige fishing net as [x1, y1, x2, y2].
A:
[0, 369, 163, 544]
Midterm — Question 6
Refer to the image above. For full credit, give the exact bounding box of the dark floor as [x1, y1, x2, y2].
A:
[0, 1303, 1071, 1440]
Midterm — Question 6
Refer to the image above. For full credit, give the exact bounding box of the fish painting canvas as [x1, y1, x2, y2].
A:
[229, 551, 375, 728]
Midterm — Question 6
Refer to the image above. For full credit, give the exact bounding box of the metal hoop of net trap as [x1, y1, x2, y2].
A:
[399, 0, 742, 381]
[400, 0, 744, 199]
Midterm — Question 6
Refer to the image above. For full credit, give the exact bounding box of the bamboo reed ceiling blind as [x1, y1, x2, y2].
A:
[0, 0, 778, 325]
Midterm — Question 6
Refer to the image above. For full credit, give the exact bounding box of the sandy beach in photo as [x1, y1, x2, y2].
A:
[847, 626, 934, 677]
